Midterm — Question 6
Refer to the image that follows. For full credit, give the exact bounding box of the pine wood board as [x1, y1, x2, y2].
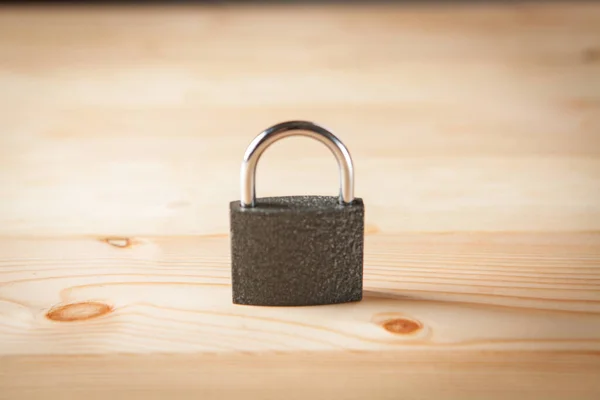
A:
[1, 2, 600, 398]
[2, 352, 600, 400]
[0, 233, 599, 398]
[0, 2, 599, 236]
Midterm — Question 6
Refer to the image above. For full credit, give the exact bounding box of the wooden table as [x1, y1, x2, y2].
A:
[1, 2, 599, 399]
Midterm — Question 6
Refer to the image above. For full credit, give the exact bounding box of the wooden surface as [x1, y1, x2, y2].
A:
[1, 2, 599, 235]
[1, 2, 600, 399]
[1, 233, 600, 399]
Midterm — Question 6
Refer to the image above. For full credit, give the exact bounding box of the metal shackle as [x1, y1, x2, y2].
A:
[240, 120, 355, 208]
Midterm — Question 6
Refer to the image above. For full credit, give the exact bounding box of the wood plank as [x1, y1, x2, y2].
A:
[1, 2, 599, 398]
[0, 233, 599, 398]
[0, 2, 599, 236]
[2, 352, 600, 400]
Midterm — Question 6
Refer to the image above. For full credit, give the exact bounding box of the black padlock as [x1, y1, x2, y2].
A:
[230, 121, 364, 306]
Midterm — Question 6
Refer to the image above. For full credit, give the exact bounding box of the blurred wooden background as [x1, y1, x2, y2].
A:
[0, 2, 599, 399]
[1, 2, 598, 236]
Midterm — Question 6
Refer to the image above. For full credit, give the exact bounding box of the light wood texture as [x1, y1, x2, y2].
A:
[3, 352, 600, 400]
[1, 2, 600, 399]
[0, 232, 599, 399]
[0, 3, 599, 236]
[1, 233, 600, 354]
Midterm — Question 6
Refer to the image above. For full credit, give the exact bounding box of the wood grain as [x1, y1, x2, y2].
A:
[1, 2, 600, 399]
[1, 233, 599, 354]
[2, 352, 600, 400]
[0, 233, 599, 398]
[0, 3, 599, 236]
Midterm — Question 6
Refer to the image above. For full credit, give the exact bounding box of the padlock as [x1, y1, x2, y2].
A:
[230, 120, 364, 306]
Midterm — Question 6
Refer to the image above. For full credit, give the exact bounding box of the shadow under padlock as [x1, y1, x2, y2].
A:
[230, 121, 365, 306]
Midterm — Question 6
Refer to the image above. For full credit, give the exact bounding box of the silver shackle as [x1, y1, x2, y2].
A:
[240, 121, 355, 208]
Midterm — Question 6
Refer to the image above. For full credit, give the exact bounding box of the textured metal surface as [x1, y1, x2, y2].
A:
[230, 195, 364, 306]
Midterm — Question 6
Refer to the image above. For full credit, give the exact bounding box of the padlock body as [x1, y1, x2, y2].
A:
[230, 196, 364, 306]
